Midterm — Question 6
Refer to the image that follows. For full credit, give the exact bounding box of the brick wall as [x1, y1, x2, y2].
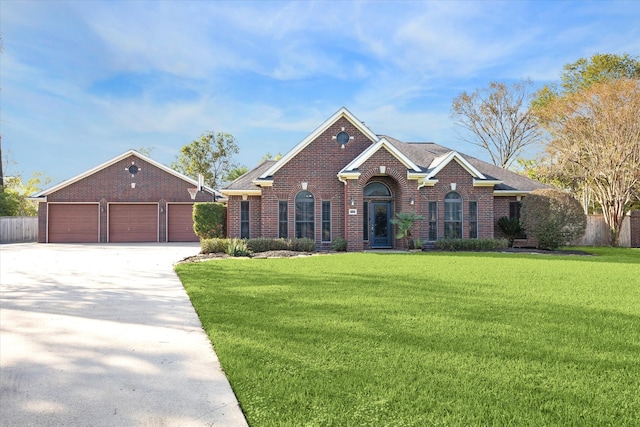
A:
[37, 154, 213, 242]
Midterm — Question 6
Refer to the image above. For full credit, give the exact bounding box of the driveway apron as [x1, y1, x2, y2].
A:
[0, 243, 248, 427]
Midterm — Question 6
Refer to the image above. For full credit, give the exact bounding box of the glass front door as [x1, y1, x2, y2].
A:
[370, 202, 392, 248]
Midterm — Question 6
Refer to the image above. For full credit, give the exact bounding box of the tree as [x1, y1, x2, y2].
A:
[172, 132, 239, 189]
[520, 189, 586, 250]
[451, 79, 541, 169]
[0, 171, 50, 216]
[225, 165, 249, 183]
[533, 78, 640, 246]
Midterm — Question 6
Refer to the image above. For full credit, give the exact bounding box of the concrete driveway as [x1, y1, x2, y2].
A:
[0, 243, 248, 427]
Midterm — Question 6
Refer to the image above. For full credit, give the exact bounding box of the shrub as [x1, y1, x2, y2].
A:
[290, 238, 316, 252]
[497, 216, 522, 247]
[200, 238, 227, 254]
[520, 189, 586, 250]
[331, 237, 347, 252]
[226, 238, 250, 257]
[193, 203, 226, 239]
[246, 238, 290, 253]
[434, 238, 509, 251]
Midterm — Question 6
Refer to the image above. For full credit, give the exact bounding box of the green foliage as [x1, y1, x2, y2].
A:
[224, 165, 249, 184]
[225, 238, 250, 257]
[497, 216, 522, 247]
[177, 249, 640, 426]
[246, 238, 290, 253]
[390, 211, 425, 249]
[200, 237, 316, 254]
[289, 238, 316, 252]
[532, 53, 640, 109]
[0, 172, 50, 216]
[192, 202, 226, 239]
[520, 189, 587, 250]
[172, 131, 239, 189]
[434, 238, 509, 251]
[331, 237, 347, 252]
[200, 238, 227, 254]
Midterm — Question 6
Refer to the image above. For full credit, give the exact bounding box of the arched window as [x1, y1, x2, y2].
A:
[364, 182, 391, 197]
[444, 192, 462, 239]
[295, 191, 314, 239]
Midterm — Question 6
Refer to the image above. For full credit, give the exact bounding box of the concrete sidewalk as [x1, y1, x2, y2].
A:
[0, 243, 248, 427]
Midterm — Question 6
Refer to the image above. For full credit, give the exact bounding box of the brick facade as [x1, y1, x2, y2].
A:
[35, 152, 214, 243]
[223, 108, 548, 251]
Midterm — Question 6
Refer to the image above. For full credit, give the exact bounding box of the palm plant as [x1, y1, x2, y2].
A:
[391, 212, 425, 249]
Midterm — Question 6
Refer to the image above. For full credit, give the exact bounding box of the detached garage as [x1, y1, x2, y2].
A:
[30, 150, 220, 243]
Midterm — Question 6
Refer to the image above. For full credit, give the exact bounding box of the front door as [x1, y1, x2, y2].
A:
[370, 202, 392, 248]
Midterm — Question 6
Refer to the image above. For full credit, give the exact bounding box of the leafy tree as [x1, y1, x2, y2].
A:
[390, 211, 425, 249]
[520, 189, 587, 250]
[451, 79, 541, 169]
[260, 152, 283, 162]
[172, 132, 239, 189]
[538, 53, 640, 102]
[533, 78, 640, 246]
[0, 172, 50, 216]
[225, 165, 249, 183]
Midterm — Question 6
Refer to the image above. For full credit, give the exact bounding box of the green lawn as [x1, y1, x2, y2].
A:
[176, 248, 640, 426]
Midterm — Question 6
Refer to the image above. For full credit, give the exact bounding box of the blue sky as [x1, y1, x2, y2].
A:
[2, 0, 639, 187]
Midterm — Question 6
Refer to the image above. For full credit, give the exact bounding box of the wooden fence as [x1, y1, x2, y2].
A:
[0, 216, 38, 243]
[575, 214, 631, 247]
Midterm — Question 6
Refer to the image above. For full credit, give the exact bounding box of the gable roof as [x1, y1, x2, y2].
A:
[224, 110, 549, 194]
[30, 149, 222, 199]
[259, 107, 379, 179]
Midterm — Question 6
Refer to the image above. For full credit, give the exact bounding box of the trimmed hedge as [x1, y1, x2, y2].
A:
[193, 203, 226, 239]
[434, 238, 509, 252]
[201, 237, 316, 255]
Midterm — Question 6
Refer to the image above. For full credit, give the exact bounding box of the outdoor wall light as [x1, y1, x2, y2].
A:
[350, 197, 355, 206]
[410, 198, 415, 205]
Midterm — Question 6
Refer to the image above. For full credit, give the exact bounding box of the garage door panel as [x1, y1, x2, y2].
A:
[48, 204, 99, 243]
[109, 204, 158, 242]
[168, 204, 198, 242]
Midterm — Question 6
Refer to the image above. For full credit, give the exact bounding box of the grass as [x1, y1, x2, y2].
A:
[175, 247, 640, 426]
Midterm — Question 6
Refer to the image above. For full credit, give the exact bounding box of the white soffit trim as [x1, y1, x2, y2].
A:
[31, 149, 202, 197]
[252, 179, 273, 187]
[493, 190, 532, 196]
[426, 151, 486, 180]
[221, 189, 262, 196]
[259, 107, 380, 179]
[341, 138, 422, 173]
[473, 179, 503, 187]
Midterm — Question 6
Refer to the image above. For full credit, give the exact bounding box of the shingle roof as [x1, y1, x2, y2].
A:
[224, 160, 276, 191]
[223, 122, 547, 194]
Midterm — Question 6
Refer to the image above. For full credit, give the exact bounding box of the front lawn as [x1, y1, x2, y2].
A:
[176, 248, 640, 426]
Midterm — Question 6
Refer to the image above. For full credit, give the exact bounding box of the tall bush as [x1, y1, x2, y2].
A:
[520, 189, 586, 250]
[193, 202, 226, 239]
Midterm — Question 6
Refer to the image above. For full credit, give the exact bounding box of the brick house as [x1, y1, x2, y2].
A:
[222, 107, 548, 251]
[30, 150, 219, 243]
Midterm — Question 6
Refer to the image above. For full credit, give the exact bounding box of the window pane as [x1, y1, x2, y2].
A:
[363, 182, 391, 197]
[295, 191, 314, 240]
[240, 201, 249, 239]
[279, 201, 288, 239]
[469, 201, 477, 239]
[444, 192, 462, 239]
[363, 202, 369, 240]
[428, 201, 437, 240]
[322, 201, 330, 242]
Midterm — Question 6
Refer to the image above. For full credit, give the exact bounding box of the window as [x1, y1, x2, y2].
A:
[469, 201, 478, 239]
[509, 201, 522, 219]
[444, 192, 462, 239]
[278, 201, 288, 239]
[428, 201, 437, 241]
[364, 182, 391, 197]
[322, 201, 331, 242]
[240, 201, 250, 239]
[363, 201, 369, 240]
[295, 191, 314, 239]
